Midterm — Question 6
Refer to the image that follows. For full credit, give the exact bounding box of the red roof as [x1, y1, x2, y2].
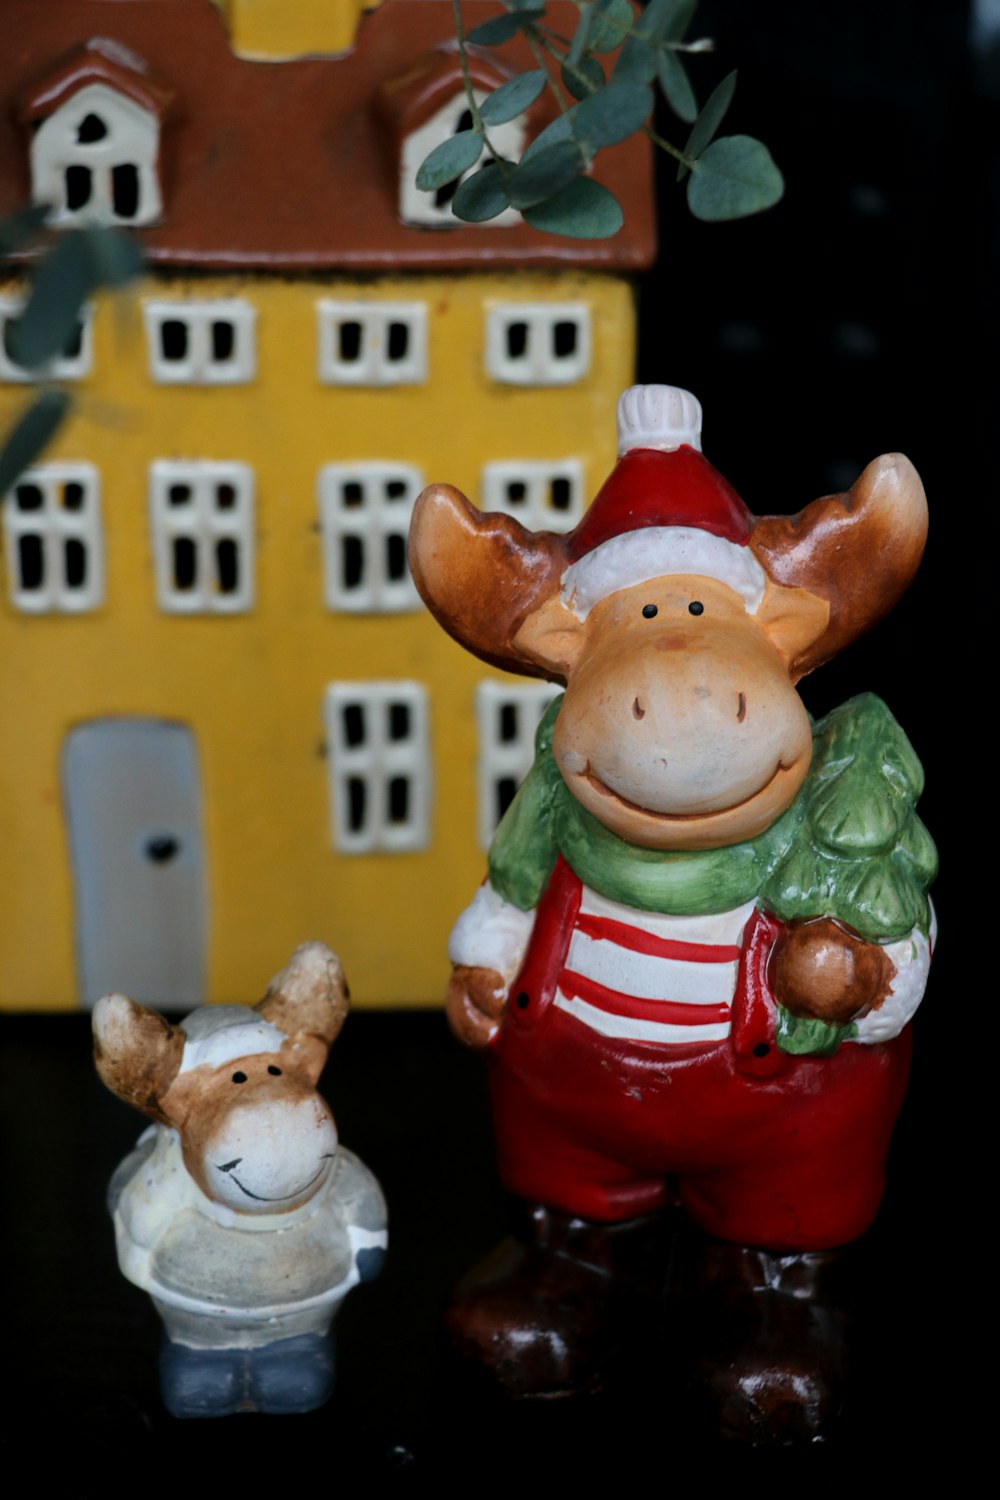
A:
[0, 0, 656, 273]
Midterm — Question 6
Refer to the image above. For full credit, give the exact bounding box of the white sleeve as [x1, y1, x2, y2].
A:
[854, 904, 936, 1044]
[448, 881, 536, 987]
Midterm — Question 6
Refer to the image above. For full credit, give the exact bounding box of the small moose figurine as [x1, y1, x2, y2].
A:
[408, 384, 936, 1442]
[93, 942, 387, 1418]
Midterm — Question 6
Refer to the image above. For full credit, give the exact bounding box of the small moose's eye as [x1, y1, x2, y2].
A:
[642, 604, 658, 619]
[232, 1071, 247, 1084]
[268, 1065, 282, 1076]
[688, 601, 704, 616]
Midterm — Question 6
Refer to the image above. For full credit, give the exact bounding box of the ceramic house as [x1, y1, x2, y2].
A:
[0, 0, 654, 1011]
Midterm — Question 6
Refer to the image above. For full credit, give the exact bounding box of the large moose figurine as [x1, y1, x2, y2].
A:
[93, 942, 387, 1418]
[409, 385, 936, 1440]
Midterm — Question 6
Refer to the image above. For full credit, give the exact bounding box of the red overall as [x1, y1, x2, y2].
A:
[489, 858, 911, 1250]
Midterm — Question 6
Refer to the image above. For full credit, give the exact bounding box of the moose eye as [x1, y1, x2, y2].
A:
[232, 1071, 247, 1084]
[688, 601, 704, 616]
[268, 1065, 282, 1076]
[641, 604, 658, 619]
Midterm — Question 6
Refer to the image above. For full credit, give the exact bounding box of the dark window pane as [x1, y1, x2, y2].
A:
[216, 484, 236, 510]
[14, 484, 43, 511]
[17, 534, 44, 590]
[77, 113, 107, 143]
[168, 484, 191, 507]
[386, 532, 406, 581]
[160, 321, 189, 362]
[62, 319, 84, 360]
[550, 476, 572, 511]
[62, 482, 85, 511]
[506, 321, 528, 359]
[457, 109, 474, 133]
[112, 163, 139, 219]
[553, 320, 578, 358]
[496, 776, 518, 824]
[211, 321, 235, 362]
[347, 776, 366, 832]
[216, 539, 239, 594]
[342, 535, 364, 591]
[387, 322, 409, 362]
[65, 165, 92, 211]
[172, 537, 197, 590]
[388, 776, 409, 824]
[64, 539, 87, 589]
[389, 703, 411, 741]
[435, 177, 461, 210]
[505, 481, 527, 505]
[500, 704, 518, 742]
[342, 482, 363, 508]
[339, 322, 362, 362]
[343, 704, 365, 747]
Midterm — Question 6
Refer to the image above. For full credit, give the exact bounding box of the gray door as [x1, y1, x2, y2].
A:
[63, 719, 207, 1010]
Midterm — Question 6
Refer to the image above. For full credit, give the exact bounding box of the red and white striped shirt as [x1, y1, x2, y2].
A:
[553, 884, 757, 1045]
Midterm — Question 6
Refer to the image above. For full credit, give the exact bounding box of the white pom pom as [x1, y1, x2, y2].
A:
[616, 385, 703, 455]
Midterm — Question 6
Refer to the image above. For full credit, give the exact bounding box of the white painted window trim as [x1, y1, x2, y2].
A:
[31, 83, 162, 228]
[481, 459, 585, 533]
[325, 682, 431, 854]
[0, 296, 93, 382]
[485, 303, 591, 386]
[476, 680, 561, 849]
[317, 300, 428, 386]
[2, 462, 104, 613]
[149, 461, 255, 614]
[318, 463, 423, 614]
[144, 299, 256, 385]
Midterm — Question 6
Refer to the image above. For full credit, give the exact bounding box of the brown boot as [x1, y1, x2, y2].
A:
[685, 1237, 854, 1444]
[445, 1202, 670, 1399]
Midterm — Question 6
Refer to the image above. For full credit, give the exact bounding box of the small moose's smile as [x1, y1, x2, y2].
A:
[580, 759, 789, 821]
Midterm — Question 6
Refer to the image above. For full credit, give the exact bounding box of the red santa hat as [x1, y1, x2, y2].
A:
[561, 385, 767, 616]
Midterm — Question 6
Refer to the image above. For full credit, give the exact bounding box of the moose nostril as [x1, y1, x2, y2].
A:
[737, 692, 747, 722]
[632, 697, 645, 720]
[218, 1158, 242, 1173]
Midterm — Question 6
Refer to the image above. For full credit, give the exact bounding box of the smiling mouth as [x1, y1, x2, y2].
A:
[217, 1154, 335, 1204]
[580, 760, 791, 821]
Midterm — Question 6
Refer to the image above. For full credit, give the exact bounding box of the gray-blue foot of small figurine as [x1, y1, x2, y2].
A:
[160, 1337, 253, 1419]
[246, 1332, 336, 1415]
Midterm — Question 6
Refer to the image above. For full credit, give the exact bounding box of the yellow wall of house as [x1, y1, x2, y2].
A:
[0, 270, 634, 1010]
[212, 0, 380, 57]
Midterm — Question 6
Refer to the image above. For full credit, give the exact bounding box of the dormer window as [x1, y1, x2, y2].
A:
[400, 92, 525, 228]
[30, 83, 162, 226]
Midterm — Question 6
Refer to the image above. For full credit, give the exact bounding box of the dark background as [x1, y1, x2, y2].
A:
[0, 0, 983, 1483]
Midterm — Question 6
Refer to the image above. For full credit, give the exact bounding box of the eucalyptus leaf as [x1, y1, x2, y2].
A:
[466, 10, 545, 45]
[523, 177, 623, 239]
[562, 57, 604, 101]
[82, 224, 142, 288]
[416, 131, 483, 191]
[11, 231, 92, 368]
[0, 390, 71, 498]
[686, 134, 784, 220]
[573, 82, 653, 149]
[678, 69, 737, 178]
[643, 0, 698, 44]
[657, 48, 697, 123]
[590, 0, 634, 54]
[613, 35, 658, 84]
[508, 140, 587, 209]
[567, 8, 593, 65]
[520, 111, 575, 166]
[0, 203, 50, 255]
[452, 161, 512, 222]
[479, 70, 547, 124]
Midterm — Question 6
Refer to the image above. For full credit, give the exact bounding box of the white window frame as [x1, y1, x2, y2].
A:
[325, 682, 431, 854]
[317, 301, 427, 386]
[476, 680, 561, 849]
[144, 299, 256, 385]
[485, 303, 591, 386]
[2, 462, 103, 613]
[0, 296, 93, 382]
[400, 91, 525, 229]
[318, 463, 423, 614]
[149, 461, 255, 614]
[481, 460, 585, 533]
[30, 83, 161, 227]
